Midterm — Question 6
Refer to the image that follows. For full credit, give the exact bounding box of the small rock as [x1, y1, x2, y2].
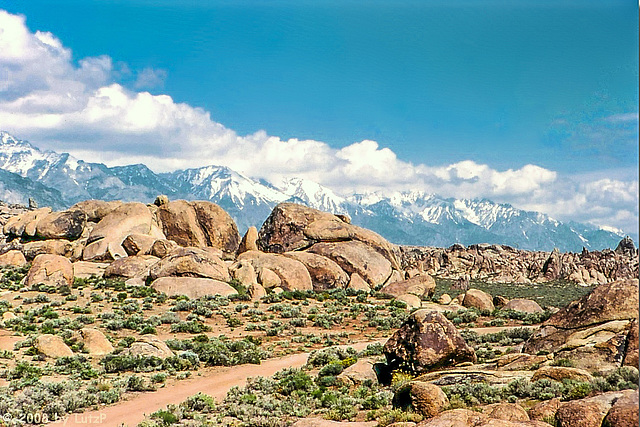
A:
[78, 328, 114, 356]
[397, 294, 422, 309]
[438, 294, 452, 305]
[481, 403, 529, 422]
[35, 334, 74, 358]
[237, 226, 259, 254]
[462, 288, 495, 312]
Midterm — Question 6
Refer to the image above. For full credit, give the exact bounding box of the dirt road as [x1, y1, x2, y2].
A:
[48, 340, 384, 427]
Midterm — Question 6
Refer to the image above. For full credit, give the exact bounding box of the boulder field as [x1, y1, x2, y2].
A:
[0, 200, 433, 303]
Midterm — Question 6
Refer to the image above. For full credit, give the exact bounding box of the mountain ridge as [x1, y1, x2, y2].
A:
[0, 131, 630, 251]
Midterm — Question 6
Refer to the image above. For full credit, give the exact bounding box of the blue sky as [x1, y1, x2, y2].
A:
[0, 1, 638, 234]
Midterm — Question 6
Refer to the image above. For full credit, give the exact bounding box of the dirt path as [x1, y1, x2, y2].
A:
[48, 340, 384, 427]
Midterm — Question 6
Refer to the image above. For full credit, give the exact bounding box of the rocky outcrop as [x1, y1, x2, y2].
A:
[71, 200, 122, 222]
[156, 200, 240, 254]
[104, 255, 159, 280]
[416, 408, 549, 426]
[238, 226, 259, 254]
[523, 279, 638, 371]
[25, 254, 73, 289]
[384, 310, 477, 374]
[398, 238, 638, 285]
[257, 203, 400, 269]
[121, 335, 174, 358]
[35, 209, 87, 240]
[83, 202, 165, 261]
[603, 389, 639, 427]
[77, 327, 114, 356]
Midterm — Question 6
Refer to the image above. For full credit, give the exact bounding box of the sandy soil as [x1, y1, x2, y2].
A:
[47, 339, 385, 427]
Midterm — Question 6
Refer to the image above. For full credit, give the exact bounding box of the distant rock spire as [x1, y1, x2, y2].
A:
[615, 236, 636, 256]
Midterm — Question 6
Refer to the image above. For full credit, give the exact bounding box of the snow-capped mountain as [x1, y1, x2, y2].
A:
[0, 131, 630, 251]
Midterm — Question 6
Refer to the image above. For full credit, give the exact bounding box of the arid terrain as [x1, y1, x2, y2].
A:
[0, 198, 637, 427]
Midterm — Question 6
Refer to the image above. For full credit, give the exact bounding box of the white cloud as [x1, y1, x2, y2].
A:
[134, 67, 167, 89]
[0, 9, 637, 236]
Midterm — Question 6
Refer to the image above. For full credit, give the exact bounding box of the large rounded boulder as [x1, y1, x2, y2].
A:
[35, 209, 87, 240]
[156, 200, 239, 254]
[383, 309, 477, 374]
[25, 254, 74, 289]
[257, 203, 400, 269]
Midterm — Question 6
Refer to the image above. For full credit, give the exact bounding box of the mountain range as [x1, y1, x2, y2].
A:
[0, 131, 630, 252]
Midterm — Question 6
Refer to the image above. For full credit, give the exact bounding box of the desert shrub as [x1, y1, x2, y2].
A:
[306, 346, 357, 368]
[55, 355, 100, 379]
[358, 342, 384, 357]
[170, 320, 212, 334]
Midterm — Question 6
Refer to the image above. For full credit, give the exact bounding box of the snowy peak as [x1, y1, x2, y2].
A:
[166, 165, 289, 206]
[277, 177, 349, 214]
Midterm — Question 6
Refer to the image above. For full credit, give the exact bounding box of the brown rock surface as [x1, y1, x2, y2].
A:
[481, 403, 529, 421]
[603, 389, 639, 427]
[191, 201, 240, 254]
[35, 209, 86, 240]
[78, 327, 114, 355]
[531, 365, 594, 383]
[122, 233, 158, 256]
[384, 310, 477, 374]
[237, 250, 312, 291]
[495, 353, 550, 371]
[83, 202, 164, 261]
[35, 334, 74, 358]
[3, 207, 51, 236]
[121, 335, 174, 358]
[150, 276, 238, 299]
[379, 274, 436, 299]
[503, 299, 543, 314]
[396, 381, 449, 418]
[22, 239, 73, 260]
[337, 359, 378, 386]
[25, 254, 73, 288]
[149, 239, 179, 258]
[347, 273, 370, 292]
[623, 318, 638, 367]
[462, 288, 495, 312]
[72, 261, 109, 279]
[308, 240, 392, 287]
[528, 398, 560, 422]
[104, 255, 160, 279]
[71, 200, 122, 222]
[284, 251, 349, 291]
[238, 226, 259, 254]
[149, 247, 230, 282]
[546, 279, 639, 329]
[555, 391, 626, 427]
[523, 279, 638, 371]
[0, 250, 27, 267]
[257, 203, 400, 269]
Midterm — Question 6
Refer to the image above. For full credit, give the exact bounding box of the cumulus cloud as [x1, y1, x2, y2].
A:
[0, 10, 637, 235]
